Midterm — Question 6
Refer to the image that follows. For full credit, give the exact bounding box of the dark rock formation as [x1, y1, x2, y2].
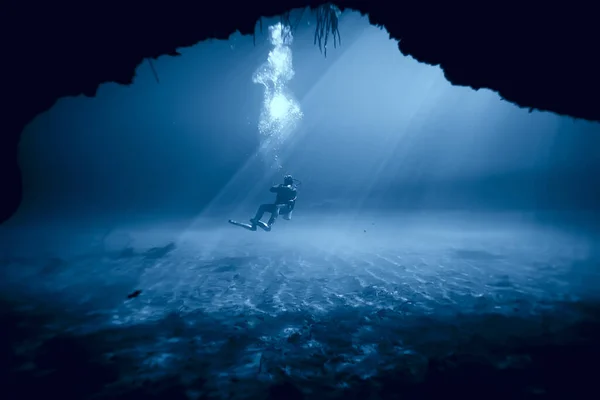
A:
[2, 1, 598, 223]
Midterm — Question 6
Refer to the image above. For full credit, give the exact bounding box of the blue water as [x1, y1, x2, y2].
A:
[1, 212, 599, 398]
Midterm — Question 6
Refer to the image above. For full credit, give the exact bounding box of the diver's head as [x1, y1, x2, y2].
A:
[283, 175, 294, 186]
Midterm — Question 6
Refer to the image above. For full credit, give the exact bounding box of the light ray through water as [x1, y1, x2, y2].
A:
[252, 22, 303, 169]
[177, 17, 358, 244]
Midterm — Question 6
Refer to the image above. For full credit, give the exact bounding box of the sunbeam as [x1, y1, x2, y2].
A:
[175, 13, 359, 245]
[252, 22, 303, 169]
[4, 8, 600, 399]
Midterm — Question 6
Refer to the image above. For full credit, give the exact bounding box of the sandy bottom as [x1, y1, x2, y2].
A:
[1, 212, 599, 399]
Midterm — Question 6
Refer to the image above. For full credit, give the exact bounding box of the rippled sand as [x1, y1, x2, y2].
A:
[1, 213, 599, 398]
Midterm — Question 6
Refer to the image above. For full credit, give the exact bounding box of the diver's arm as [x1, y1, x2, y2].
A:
[269, 185, 281, 193]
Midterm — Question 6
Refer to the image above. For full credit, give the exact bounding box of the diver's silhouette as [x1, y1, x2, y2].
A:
[249, 175, 297, 231]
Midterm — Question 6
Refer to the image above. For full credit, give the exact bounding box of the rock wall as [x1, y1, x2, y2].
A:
[1, 0, 598, 223]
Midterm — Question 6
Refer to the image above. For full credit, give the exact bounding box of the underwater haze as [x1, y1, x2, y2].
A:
[11, 11, 600, 223]
[2, 9, 600, 400]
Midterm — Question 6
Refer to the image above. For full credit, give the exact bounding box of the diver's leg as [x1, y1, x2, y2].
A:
[252, 204, 268, 221]
[252, 204, 275, 225]
[267, 206, 281, 227]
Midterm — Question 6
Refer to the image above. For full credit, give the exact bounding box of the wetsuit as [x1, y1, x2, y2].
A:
[252, 184, 297, 227]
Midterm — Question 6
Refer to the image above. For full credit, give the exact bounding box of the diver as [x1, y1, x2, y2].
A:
[250, 175, 298, 231]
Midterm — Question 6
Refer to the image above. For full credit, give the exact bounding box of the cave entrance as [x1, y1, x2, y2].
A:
[13, 8, 600, 228]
